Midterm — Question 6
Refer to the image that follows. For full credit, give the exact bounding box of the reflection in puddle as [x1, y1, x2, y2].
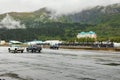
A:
[0, 73, 33, 80]
[79, 78, 96, 80]
[103, 63, 120, 66]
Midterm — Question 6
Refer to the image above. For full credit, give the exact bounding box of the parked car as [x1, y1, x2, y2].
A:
[26, 44, 42, 53]
[50, 43, 59, 49]
[8, 44, 24, 53]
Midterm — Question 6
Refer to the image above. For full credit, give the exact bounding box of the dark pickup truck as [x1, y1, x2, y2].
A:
[26, 44, 42, 53]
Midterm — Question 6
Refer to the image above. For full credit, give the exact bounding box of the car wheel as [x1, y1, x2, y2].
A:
[26, 48, 29, 52]
[31, 50, 34, 53]
[21, 50, 23, 53]
[14, 48, 17, 53]
[38, 50, 41, 53]
[8, 48, 11, 52]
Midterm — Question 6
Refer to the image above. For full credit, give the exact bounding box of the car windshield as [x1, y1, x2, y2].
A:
[10, 44, 21, 47]
[28, 44, 41, 47]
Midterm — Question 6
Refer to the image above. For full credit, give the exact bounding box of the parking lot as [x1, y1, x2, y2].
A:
[0, 47, 120, 80]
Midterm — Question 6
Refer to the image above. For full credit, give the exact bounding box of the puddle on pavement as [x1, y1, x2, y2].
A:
[79, 78, 96, 80]
[103, 63, 120, 66]
[0, 73, 33, 80]
[65, 74, 96, 80]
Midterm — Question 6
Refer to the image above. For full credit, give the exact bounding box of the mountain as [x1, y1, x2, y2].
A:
[64, 3, 120, 24]
[0, 3, 120, 24]
[0, 3, 120, 41]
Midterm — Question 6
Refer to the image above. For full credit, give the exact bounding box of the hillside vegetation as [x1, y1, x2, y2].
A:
[0, 3, 120, 42]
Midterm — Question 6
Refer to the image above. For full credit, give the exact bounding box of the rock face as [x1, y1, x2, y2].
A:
[0, 14, 26, 29]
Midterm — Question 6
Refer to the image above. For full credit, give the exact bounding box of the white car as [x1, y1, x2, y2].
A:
[8, 44, 24, 53]
[50, 43, 59, 49]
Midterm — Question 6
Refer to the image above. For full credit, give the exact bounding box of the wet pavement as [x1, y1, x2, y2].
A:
[0, 47, 120, 80]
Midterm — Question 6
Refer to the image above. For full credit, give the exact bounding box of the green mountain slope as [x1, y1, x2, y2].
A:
[64, 3, 120, 24]
[0, 3, 120, 41]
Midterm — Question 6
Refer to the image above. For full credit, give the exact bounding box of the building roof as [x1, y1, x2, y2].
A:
[78, 31, 96, 35]
[88, 31, 96, 34]
[78, 32, 86, 35]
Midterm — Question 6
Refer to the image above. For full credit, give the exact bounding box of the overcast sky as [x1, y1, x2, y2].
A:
[0, 0, 120, 15]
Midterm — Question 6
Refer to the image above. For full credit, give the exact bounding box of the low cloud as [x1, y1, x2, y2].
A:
[0, 0, 120, 15]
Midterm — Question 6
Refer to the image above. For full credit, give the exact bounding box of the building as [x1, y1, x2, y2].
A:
[26, 40, 43, 45]
[44, 40, 63, 44]
[0, 40, 6, 45]
[77, 31, 97, 39]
